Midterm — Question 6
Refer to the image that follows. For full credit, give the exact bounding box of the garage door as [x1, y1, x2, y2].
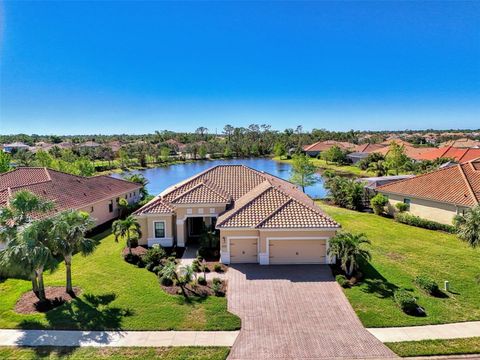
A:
[269, 239, 326, 264]
[230, 237, 258, 263]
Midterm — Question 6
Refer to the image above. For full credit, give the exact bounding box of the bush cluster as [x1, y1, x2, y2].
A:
[395, 202, 409, 213]
[394, 289, 418, 314]
[324, 175, 365, 211]
[395, 213, 456, 233]
[414, 275, 439, 295]
[335, 274, 350, 288]
[370, 194, 388, 215]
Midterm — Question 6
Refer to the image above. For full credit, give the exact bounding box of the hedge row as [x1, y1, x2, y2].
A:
[394, 212, 456, 233]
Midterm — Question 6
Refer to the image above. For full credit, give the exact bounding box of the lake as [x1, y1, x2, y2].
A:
[111, 158, 327, 199]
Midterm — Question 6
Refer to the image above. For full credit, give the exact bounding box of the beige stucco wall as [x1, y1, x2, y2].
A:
[135, 214, 175, 245]
[258, 229, 336, 253]
[175, 204, 227, 220]
[219, 229, 260, 252]
[384, 193, 462, 225]
[79, 189, 140, 226]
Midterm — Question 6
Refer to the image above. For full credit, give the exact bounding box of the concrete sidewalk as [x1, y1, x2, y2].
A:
[368, 321, 480, 343]
[0, 329, 239, 347]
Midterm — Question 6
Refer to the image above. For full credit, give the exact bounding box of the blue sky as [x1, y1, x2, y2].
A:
[0, 1, 479, 135]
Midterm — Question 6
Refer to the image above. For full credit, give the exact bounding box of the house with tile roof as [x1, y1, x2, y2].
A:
[377, 159, 480, 225]
[134, 165, 340, 265]
[0, 167, 142, 227]
[302, 140, 356, 157]
[419, 146, 480, 163]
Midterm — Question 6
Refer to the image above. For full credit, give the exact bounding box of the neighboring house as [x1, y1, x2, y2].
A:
[376, 141, 433, 161]
[347, 143, 388, 163]
[377, 159, 480, 225]
[302, 140, 355, 157]
[358, 175, 415, 205]
[441, 138, 480, 149]
[133, 165, 340, 265]
[77, 141, 102, 149]
[2, 142, 31, 153]
[0, 167, 142, 227]
[420, 146, 480, 163]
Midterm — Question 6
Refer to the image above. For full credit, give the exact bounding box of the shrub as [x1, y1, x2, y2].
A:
[197, 276, 207, 285]
[167, 256, 176, 262]
[324, 176, 365, 211]
[158, 275, 173, 286]
[395, 212, 456, 233]
[370, 194, 388, 215]
[394, 289, 417, 314]
[212, 282, 223, 296]
[414, 275, 439, 295]
[192, 259, 201, 272]
[143, 246, 167, 267]
[335, 274, 350, 288]
[395, 202, 409, 213]
[145, 262, 156, 272]
[136, 258, 145, 268]
[152, 265, 163, 274]
[213, 264, 223, 272]
[212, 277, 222, 286]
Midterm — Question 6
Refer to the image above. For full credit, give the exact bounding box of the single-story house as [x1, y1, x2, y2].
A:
[2, 142, 31, 153]
[302, 140, 355, 157]
[133, 165, 340, 265]
[0, 167, 142, 227]
[377, 159, 480, 225]
[419, 146, 480, 163]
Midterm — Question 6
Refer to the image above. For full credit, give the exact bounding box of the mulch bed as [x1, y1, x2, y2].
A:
[195, 262, 229, 274]
[122, 246, 148, 257]
[15, 286, 81, 314]
[161, 280, 227, 297]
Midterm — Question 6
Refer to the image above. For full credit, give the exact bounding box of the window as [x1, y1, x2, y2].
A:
[403, 198, 411, 210]
[154, 222, 165, 238]
[116, 197, 119, 203]
[108, 200, 113, 213]
[90, 206, 94, 213]
[125, 195, 128, 199]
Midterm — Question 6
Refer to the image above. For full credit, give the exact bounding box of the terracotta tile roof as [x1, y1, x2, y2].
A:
[135, 165, 339, 229]
[302, 140, 355, 152]
[420, 146, 480, 163]
[377, 160, 480, 207]
[441, 138, 480, 148]
[354, 143, 387, 153]
[0, 167, 142, 214]
[375, 144, 433, 161]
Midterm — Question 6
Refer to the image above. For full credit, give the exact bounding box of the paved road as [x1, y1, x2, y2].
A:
[227, 264, 397, 359]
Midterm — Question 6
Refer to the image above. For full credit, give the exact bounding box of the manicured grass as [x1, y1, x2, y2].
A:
[0, 346, 229, 360]
[0, 230, 241, 331]
[386, 338, 480, 357]
[274, 157, 373, 177]
[319, 203, 480, 327]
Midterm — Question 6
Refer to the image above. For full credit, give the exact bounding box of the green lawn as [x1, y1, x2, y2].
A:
[386, 338, 480, 357]
[0, 346, 229, 360]
[319, 203, 480, 327]
[274, 156, 373, 177]
[0, 230, 241, 331]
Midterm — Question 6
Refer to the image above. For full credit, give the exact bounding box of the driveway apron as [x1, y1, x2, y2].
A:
[227, 265, 397, 359]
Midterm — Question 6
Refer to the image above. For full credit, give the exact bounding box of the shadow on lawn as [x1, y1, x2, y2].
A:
[360, 262, 398, 299]
[17, 292, 133, 358]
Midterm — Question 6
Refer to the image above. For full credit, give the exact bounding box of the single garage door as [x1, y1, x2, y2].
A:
[230, 237, 258, 263]
[269, 239, 326, 264]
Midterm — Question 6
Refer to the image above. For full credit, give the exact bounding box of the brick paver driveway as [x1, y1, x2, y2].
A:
[227, 265, 397, 359]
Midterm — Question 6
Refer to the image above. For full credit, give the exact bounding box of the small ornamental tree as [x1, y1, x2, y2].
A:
[112, 215, 142, 255]
[328, 232, 372, 277]
[370, 194, 388, 215]
[289, 154, 317, 192]
[454, 206, 480, 248]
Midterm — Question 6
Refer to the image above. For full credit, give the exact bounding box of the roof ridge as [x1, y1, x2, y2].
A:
[255, 198, 293, 228]
[160, 165, 219, 197]
[216, 182, 272, 227]
[134, 196, 174, 215]
[459, 163, 479, 205]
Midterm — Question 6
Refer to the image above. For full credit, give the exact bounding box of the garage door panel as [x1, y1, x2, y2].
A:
[230, 238, 258, 263]
[269, 239, 326, 264]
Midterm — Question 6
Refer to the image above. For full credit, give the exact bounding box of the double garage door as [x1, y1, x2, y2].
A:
[229, 237, 327, 264]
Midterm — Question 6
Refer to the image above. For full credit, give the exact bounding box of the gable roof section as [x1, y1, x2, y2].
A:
[420, 146, 480, 163]
[377, 160, 480, 207]
[136, 165, 339, 229]
[0, 167, 142, 213]
[303, 140, 355, 152]
[355, 143, 386, 153]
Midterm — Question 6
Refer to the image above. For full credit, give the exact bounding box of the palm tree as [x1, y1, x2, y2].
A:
[368, 160, 388, 177]
[454, 206, 480, 248]
[50, 210, 96, 294]
[123, 174, 149, 200]
[328, 232, 372, 277]
[112, 215, 142, 255]
[1, 219, 56, 301]
[0, 191, 53, 246]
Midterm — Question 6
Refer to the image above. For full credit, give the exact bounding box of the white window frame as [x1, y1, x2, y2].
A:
[153, 221, 166, 239]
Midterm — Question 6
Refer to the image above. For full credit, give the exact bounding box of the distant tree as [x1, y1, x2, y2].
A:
[273, 142, 287, 157]
[198, 145, 207, 159]
[223, 125, 234, 142]
[50, 210, 96, 293]
[368, 160, 389, 176]
[35, 150, 54, 168]
[322, 145, 348, 164]
[15, 149, 35, 167]
[160, 147, 170, 162]
[195, 127, 208, 140]
[0, 151, 11, 173]
[223, 146, 233, 158]
[76, 158, 95, 176]
[289, 154, 317, 192]
[386, 142, 408, 175]
[112, 215, 142, 255]
[454, 206, 480, 248]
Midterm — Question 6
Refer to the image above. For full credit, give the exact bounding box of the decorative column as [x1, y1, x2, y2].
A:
[176, 219, 186, 247]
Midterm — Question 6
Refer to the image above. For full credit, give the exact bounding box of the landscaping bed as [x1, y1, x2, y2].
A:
[319, 202, 480, 327]
[162, 279, 227, 297]
[0, 230, 240, 331]
[15, 287, 81, 314]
